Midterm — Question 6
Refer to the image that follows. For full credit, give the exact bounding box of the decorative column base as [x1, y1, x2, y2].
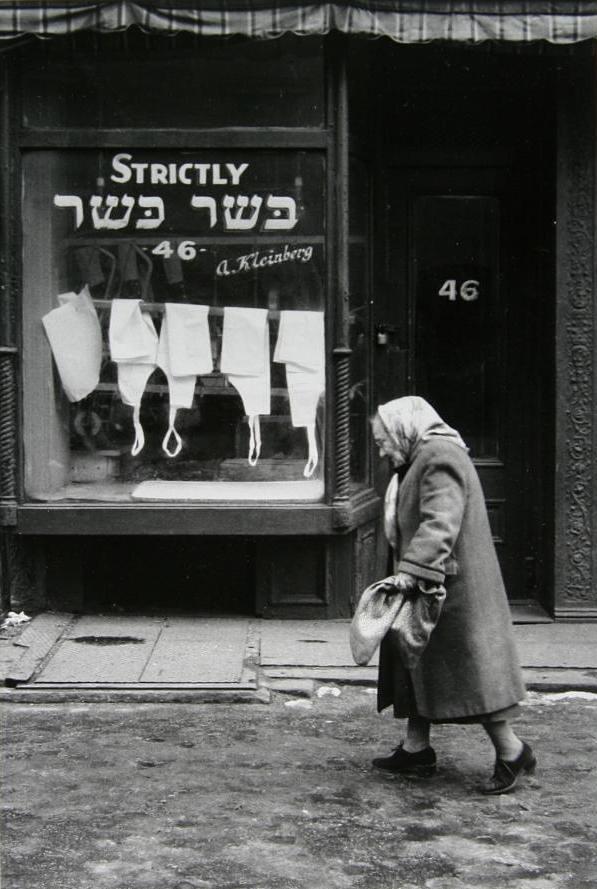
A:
[554, 606, 597, 623]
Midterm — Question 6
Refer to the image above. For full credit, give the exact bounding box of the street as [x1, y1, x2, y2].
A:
[2, 687, 597, 889]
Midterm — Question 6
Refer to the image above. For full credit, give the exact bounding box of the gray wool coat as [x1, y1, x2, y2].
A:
[377, 438, 526, 721]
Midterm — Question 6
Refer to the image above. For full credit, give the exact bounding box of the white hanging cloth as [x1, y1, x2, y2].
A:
[42, 285, 102, 403]
[109, 299, 159, 456]
[220, 307, 270, 466]
[163, 303, 213, 377]
[274, 310, 325, 478]
[109, 300, 214, 458]
[157, 304, 213, 457]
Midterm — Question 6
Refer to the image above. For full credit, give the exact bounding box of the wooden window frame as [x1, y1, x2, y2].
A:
[8, 33, 380, 535]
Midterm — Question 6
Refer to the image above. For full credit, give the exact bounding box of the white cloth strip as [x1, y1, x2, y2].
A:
[42, 286, 102, 403]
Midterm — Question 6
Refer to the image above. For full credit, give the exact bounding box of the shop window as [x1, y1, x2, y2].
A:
[23, 149, 326, 502]
[21, 35, 325, 130]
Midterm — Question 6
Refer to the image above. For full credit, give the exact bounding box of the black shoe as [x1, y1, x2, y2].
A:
[481, 741, 536, 795]
[372, 743, 437, 777]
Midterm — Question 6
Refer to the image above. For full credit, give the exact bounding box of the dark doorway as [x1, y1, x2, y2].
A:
[371, 46, 555, 604]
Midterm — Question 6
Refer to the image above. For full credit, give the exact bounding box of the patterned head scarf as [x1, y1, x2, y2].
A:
[375, 396, 468, 550]
[376, 396, 467, 465]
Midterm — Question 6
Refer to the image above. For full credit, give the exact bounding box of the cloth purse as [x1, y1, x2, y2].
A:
[350, 576, 446, 670]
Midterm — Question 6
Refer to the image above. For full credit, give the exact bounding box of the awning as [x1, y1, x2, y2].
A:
[1, 1, 596, 44]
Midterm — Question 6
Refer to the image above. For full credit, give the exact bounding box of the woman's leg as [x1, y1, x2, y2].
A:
[481, 720, 535, 795]
[482, 720, 523, 761]
[372, 715, 436, 774]
[403, 716, 432, 753]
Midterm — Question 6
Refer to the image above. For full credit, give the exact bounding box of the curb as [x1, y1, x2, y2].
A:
[4, 673, 596, 705]
[523, 668, 597, 694]
[0, 687, 272, 705]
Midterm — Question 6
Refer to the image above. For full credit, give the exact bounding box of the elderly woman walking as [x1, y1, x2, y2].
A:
[369, 395, 535, 795]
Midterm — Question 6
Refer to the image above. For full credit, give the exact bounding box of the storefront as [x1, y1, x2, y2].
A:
[0, 3, 595, 621]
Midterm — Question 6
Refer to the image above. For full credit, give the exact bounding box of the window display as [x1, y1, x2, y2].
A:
[23, 150, 326, 502]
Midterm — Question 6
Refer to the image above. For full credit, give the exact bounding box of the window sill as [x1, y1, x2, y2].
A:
[16, 487, 381, 536]
[26, 479, 324, 504]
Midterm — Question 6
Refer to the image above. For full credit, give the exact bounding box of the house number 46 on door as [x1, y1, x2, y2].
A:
[439, 279, 480, 301]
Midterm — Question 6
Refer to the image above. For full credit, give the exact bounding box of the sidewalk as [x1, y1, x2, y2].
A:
[258, 619, 597, 696]
[1, 613, 596, 702]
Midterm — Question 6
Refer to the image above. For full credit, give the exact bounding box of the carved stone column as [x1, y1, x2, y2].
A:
[0, 349, 18, 511]
[0, 64, 22, 613]
[328, 36, 353, 530]
[555, 50, 597, 620]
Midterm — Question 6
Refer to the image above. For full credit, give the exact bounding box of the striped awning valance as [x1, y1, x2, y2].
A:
[1, 2, 597, 44]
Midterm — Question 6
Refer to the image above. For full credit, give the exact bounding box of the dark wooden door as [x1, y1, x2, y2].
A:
[378, 165, 545, 601]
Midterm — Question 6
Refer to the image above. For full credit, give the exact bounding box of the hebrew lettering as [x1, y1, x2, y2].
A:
[90, 194, 135, 230]
[223, 194, 263, 231]
[190, 196, 217, 229]
[135, 196, 165, 230]
[53, 195, 84, 230]
[263, 195, 298, 231]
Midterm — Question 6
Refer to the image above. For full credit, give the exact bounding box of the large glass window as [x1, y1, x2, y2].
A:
[23, 149, 326, 502]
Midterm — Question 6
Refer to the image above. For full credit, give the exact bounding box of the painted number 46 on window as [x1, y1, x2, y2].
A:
[152, 240, 197, 261]
[439, 279, 480, 302]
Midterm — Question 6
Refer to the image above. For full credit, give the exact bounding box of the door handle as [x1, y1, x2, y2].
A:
[375, 324, 405, 348]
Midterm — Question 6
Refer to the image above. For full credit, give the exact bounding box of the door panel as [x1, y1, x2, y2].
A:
[382, 166, 533, 600]
[413, 194, 501, 459]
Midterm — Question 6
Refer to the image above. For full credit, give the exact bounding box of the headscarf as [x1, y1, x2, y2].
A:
[376, 396, 468, 549]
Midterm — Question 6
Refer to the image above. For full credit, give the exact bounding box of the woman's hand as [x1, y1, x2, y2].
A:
[393, 571, 418, 592]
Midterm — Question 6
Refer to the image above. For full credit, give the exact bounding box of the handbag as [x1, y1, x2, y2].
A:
[350, 576, 446, 669]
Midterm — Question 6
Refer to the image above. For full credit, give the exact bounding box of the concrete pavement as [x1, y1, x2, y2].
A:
[0, 614, 596, 701]
[258, 620, 597, 698]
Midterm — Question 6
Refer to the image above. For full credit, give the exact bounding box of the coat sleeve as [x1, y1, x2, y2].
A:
[397, 455, 467, 584]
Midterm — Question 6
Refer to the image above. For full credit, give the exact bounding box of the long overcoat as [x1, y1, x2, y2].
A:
[378, 437, 526, 721]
